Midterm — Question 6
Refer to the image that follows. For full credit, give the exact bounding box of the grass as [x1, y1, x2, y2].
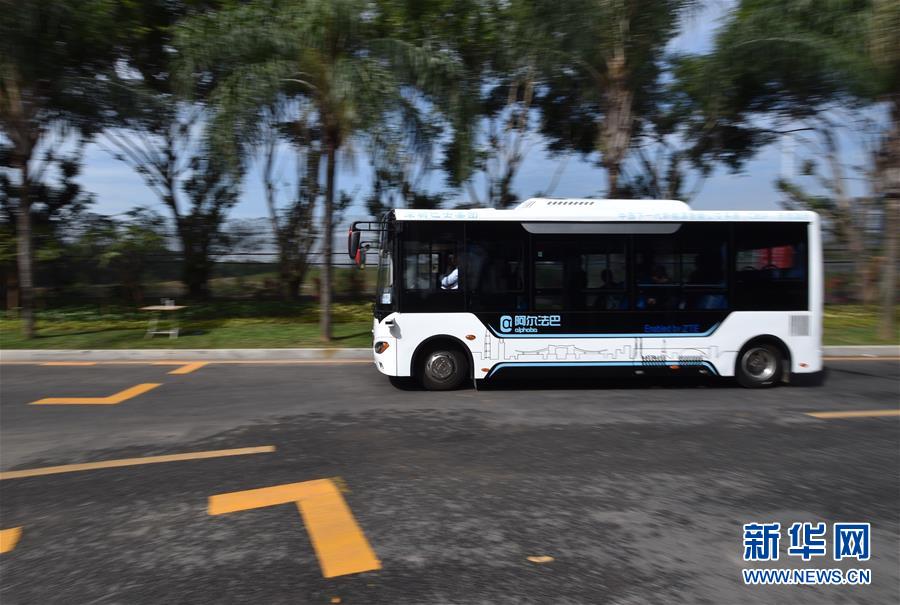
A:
[821, 305, 900, 346]
[0, 302, 373, 349]
[0, 303, 896, 349]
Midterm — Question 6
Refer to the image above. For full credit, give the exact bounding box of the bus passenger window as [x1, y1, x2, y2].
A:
[466, 223, 527, 311]
[635, 238, 681, 310]
[534, 244, 564, 311]
[679, 225, 728, 310]
[735, 223, 808, 310]
[579, 244, 627, 311]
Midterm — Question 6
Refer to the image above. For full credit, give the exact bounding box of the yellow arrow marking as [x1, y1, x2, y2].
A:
[1, 527, 22, 553]
[31, 383, 161, 405]
[806, 409, 900, 419]
[209, 479, 381, 578]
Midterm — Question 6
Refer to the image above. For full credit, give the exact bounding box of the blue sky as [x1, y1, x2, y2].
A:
[76, 0, 875, 224]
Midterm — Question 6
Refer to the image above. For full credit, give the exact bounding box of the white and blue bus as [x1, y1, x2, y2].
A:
[349, 198, 823, 390]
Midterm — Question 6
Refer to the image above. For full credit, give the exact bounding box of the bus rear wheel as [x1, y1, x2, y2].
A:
[736, 343, 783, 388]
[419, 346, 468, 391]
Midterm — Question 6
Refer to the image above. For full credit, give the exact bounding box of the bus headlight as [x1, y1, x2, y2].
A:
[374, 341, 390, 354]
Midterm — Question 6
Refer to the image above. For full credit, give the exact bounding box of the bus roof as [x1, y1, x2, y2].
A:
[392, 198, 817, 223]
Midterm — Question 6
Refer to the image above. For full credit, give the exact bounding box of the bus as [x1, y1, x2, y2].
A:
[348, 198, 823, 390]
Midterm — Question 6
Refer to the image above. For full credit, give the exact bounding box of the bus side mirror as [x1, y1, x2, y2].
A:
[348, 229, 361, 260]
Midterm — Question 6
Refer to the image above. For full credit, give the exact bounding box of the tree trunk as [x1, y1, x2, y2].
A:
[5, 269, 20, 315]
[183, 252, 211, 300]
[177, 219, 211, 301]
[600, 50, 633, 198]
[320, 139, 336, 341]
[823, 131, 868, 304]
[878, 198, 898, 340]
[877, 99, 900, 341]
[15, 160, 35, 338]
[285, 275, 299, 301]
[262, 138, 293, 301]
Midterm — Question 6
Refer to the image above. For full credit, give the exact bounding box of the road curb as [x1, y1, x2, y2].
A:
[1, 345, 897, 362]
[821, 345, 899, 357]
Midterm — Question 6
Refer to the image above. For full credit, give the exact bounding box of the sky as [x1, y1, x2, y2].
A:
[75, 0, 876, 226]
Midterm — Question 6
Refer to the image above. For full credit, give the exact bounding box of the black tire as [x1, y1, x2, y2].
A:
[736, 342, 783, 388]
[388, 376, 418, 390]
[418, 346, 468, 391]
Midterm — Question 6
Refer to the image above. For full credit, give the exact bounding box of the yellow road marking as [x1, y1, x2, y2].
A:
[31, 382, 161, 405]
[40, 362, 97, 366]
[806, 409, 900, 419]
[0, 446, 275, 481]
[164, 361, 208, 375]
[209, 479, 381, 578]
[0, 527, 22, 553]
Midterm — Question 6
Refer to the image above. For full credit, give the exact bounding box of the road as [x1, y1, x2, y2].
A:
[0, 359, 898, 604]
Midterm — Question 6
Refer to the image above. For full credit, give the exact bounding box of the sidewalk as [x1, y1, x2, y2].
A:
[1, 346, 897, 362]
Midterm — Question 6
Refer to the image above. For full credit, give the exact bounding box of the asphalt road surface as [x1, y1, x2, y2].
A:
[1, 359, 898, 604]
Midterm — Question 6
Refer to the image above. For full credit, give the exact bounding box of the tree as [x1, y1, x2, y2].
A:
[96, 1, 240, 301]
[776, 117, 886, 304]
[0, 0, 119, 336]
[532, 0, 698, 197]
[0, 147, 94, 310]
[364, 100, 444, 215]
[615, 67, 712, 203]
[101, 100, 241, 300]
[374, 0, 558, 208]
[69, 208, 169, 304]
[258, 108, 321, 300]
[678, 0, 899, 338]
[178, 0, 454, 340]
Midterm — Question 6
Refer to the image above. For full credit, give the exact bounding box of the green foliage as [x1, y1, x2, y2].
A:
[0, 0, 122, 137]
[529, 0, 699, 195]
[674, 0, 897, 170]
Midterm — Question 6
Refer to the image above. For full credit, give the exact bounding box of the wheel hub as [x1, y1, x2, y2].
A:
[743, 347, 776, 381]
[426, 352, 455, 381]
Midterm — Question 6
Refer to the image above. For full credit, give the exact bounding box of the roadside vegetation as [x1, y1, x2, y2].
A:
[1, 304, 895, 349]
[0, 302, 373, 349]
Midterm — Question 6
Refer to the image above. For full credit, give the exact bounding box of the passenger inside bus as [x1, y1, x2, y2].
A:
[441, 253, 459, 290]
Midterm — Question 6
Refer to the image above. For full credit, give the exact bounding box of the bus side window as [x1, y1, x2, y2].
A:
[400, 222, 464, 311]
[466, 223, 527, 311]
[577, 239, 627, 311]
[679, 224, 728, 310]
[634, 237, 682, 310]
[734, 223, 808, 310]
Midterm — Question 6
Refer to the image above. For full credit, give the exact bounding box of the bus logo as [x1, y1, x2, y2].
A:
[498, 315, 561, 334]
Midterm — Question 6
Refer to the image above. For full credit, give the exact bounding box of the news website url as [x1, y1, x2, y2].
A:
[742, 568, 872, 585]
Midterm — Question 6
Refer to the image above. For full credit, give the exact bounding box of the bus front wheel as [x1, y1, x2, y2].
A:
[736, 343, 783, 388]
[419, 347, 468, 391]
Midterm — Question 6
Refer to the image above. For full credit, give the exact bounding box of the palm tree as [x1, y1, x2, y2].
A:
[531, 0, 698, 197]
[0, 1, 119, 337]
[179, 0, 451, 340]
